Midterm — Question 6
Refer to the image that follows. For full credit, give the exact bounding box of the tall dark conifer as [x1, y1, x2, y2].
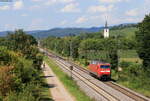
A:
[136, 14, 150, 70]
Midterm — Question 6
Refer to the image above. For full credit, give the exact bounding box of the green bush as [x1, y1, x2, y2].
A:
[0, 96, 3, 101]
[127, 63, 142, 76]
[119, 61, 132, 68]
[0, 30, 44, 100]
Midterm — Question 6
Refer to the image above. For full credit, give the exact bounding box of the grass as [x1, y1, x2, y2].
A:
[44, 56, 94, 101]
[79, 50, 109, 60]
[40, 72, 53, 101]
[74, 59, 89, 69]
[117, 79, 150, 98]
[110, 27, 138, 39]
[110, 68, 150, 98]
[40, 85, 53, 101]
[120, 58, 142, 63]
[79, 50, 140, 61]
[118, 50, 139, 58]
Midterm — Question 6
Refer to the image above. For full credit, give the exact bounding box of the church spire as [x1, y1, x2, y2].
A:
[103, 20, 109, 38]
[105, 20, 108, 28]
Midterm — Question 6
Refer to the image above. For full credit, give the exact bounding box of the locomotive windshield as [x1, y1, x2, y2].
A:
[100, 65, 110, 68]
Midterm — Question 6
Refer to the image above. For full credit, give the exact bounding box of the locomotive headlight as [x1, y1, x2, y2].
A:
[100, 71, 110, 72]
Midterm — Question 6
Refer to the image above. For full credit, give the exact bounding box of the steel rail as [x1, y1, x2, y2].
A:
[62, 59, 150, 101]
[54, 58, 119, 101]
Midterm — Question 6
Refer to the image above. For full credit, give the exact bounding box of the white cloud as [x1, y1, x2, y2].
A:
[60, 20, 67, 25]
[87, 5, 114, 13]
[143, 0, 150, 15]
[61, 3, 80, 13]
[145, 0, 150, 4]
[32, 0, 43, 2]
[4, 24, 17, 31]
[13, 0, 24, 10]
[21, 14, 28, 17]
[90, 15, 104, 20]
[28, 18, 44, 30]
[44, 0, 57, 6]
[33, 0, 74, 3]
[125, 18, 141, 22]
[0, 5, 10, 10]
[108, 16, 142, 25]
[34, 0, 75, 6]
[75, 16, 88, 24]
[29, 5, 41, 10]
[32, 0, 75, 10]
[98, 0, 129, 3]
[125, 9, 138, 16]
[60, 0, 74, 3]
[31, 18, 43, 25]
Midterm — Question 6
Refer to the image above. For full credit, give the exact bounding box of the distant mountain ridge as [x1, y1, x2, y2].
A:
[0, 31, 10, 37]
[29, 27, 105, 38]
[0, 23, 137, 38]
[0, 27, 104, 38]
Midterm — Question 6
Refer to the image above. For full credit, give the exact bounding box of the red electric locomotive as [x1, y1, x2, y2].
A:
[88, 60, 111, 80]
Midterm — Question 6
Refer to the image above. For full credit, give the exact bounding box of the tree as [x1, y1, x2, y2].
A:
[0, 30, 44, 100]
[0, 66, 14, 96]
[136, 14, 150, 70]
[104, 39, 118, 70]
[71, 37, 80, 59]
[6, 29, 37, 54]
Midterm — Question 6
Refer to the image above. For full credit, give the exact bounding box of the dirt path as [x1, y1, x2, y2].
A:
[42, 62, 75, 101]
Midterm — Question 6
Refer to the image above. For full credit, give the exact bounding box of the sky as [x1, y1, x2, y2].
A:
[0, 0, 150, 31]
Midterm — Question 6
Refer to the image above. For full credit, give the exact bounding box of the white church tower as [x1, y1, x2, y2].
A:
[103, 21, 109, 38]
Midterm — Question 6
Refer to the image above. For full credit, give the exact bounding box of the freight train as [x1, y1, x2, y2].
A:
[88, 60, 111, 80]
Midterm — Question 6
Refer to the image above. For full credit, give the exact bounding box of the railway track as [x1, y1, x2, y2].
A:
[41, 48, 150, 101]
[104, 82, 149, 101]
[55, 58, 119, 101]
[64, 60, 150, 101]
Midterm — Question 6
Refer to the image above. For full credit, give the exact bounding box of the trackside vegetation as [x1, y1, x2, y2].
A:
[0, 30, 52, 101]
[44, 56, 94, 101]
[41, 14, 150, 97]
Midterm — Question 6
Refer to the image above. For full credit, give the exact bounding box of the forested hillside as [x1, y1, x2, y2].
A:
[0, 30, 48, 101]
[0, 27, 103, 38]
[109, 27, 137, 39]
[30, 24, 137, 38]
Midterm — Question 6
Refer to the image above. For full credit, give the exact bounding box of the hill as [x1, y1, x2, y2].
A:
[110, 27, 138, 39]
[0, 23, 137, 38]
[0, 31, 9, 37]
[0, 27, 103, 38]
[28, 27, 104, 38]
